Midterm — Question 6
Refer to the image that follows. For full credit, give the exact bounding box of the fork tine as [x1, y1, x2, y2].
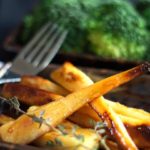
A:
[39, 30, 68, 69]
[16, 22, 52, 59]
[32, 26, 63, 66]
[25, 23, 58, 63]
[9, 23, 68, 76]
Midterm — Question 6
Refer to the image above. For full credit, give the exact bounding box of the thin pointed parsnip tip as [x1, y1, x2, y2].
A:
[140, 62, 150, 72]
[122, 62, 150, 81]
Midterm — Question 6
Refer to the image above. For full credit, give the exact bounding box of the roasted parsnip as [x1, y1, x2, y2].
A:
[34, 121, 100, 150]
[21, 75, 150, 127]
[21, 76, 68, 96]
[50, 62, 150, 125]
[50, 62, 150, 149]
[2, 83, 63, 105]
[0, 115, 14, 125]
[0, 63, 145, 144]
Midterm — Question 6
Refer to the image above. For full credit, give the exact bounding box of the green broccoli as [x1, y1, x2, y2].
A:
[87, 0, 149, 61]
[21, 0, 149, 61]
[135, 0, 150, 61]
[136, 0, 150, 29]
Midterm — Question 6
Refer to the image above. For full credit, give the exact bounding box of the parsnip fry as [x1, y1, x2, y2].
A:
[118, 115, 149, 127]
[0, 64, 145, 144]
[104, 99, 150, 125]
[21, 75, 100, 125]
[27, 105, 100, 148]
[51, 62, 149, 92]
[21, 70, 149, 127]
[51, 62, 93, 92]
[34, 121, 100, 150]
[0, 115, 14, 125]
[90, 98, 138, 150]
[21, 76, 68, 96]
[69, 112, 98, 128]
[51, 62, 150, 126]
[50, 62, 150, 149]
[1, 83, 63, 105]
[19, 65, 150, 126]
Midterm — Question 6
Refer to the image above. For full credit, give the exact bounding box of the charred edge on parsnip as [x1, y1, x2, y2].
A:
[127, 62, 150, 78]
[1, 83, 62, 105]
[140, 62, 150, 72]
[101, 112, 130, 150]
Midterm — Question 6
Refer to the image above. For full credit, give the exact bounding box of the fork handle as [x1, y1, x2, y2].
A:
[0, 62, 19, 79]
[2, 69, 20, 78]
[0, 78, 21, 84]
[0, 70, 21, 84]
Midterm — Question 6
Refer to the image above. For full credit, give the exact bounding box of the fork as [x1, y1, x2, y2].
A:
[0, 22, 68, 84]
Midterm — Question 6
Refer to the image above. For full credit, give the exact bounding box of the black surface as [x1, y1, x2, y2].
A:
[0, 47, 15, 62]
[0, 0, 39, 44]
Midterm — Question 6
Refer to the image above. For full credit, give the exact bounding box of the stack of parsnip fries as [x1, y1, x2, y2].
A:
[0, 62, 150, 150]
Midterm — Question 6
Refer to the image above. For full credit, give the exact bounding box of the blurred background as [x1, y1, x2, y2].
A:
[0, 0, 150, 62]
[0, 0, 38, 42]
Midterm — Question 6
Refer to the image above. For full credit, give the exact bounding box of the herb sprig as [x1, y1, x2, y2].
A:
[0, 96, 110, 150]
[0, 97, 86, 146]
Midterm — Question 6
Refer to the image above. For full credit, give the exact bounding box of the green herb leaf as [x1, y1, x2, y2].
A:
[57, 124, 67, 135]
[47, 140, 55, 147]
[88, 118, 97, 126]
[54, 138, 63, 146]
[74, 134, 85, 142]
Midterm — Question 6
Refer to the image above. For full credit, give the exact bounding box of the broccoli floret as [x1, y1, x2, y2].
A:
[136, 0, 150, 61]
[21, 0, 102, 52]
[142, 9, 150, 29]
[21, 0, 149, 61]
[136, 0, 150, 29]
[87, 0, 149, 61]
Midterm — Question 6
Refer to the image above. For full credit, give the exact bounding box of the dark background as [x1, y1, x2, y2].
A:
[0, 0, 39, 44]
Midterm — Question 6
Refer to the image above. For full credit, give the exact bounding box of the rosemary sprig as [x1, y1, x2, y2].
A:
[0, 96, 25, 114]
[57, 124, 68, 135]
[55, 138, 63, 146]
[47, 140, 55, 147]
[0, 96, 56, 130]
[0, 97, 85, 141]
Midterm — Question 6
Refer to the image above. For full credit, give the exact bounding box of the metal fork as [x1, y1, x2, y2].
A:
[0, 22, 67, 83]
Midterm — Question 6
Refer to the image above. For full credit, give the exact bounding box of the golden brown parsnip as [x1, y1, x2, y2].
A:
[51, 62, 150, 126]
[1, 83, 63, 105]
[21, 76, 68, 96]
[90, 98, 138, 150]
[51, 62, 93, 92]
[0, 63, 145, 144]
[0, 115, 14, 125]
[34, 121, 100, 150]
[50, 62, 150, 149]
